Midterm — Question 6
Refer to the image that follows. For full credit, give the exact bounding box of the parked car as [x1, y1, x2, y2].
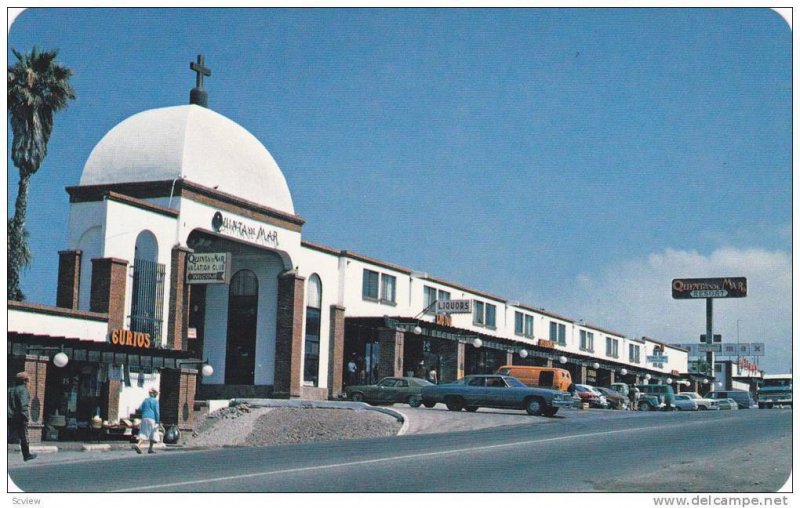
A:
[715, 398, 737, 410]
[595, 387, 628, 410]
[673, 394, 699, 411]
[678, 392, 719, 411]
[726, 398, 740, 410]
[708, 390, 758, 409]
[420, 374, 574, 416]
[495, 365, 573, 392]
[635, 384, 676, 411]
[574, 384, 609, 409]
[345, 377, 432, 407]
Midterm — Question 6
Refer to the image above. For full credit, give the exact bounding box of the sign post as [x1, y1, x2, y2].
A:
[672, 277, 747, 386]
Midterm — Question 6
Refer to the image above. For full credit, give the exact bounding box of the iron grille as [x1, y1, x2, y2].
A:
[130, 258, 166, 345]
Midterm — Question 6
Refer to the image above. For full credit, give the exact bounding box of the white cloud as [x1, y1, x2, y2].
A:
[547, 247, 792, 374]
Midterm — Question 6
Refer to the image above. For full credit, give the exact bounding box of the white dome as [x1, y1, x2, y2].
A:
[81, 105, 294, 214]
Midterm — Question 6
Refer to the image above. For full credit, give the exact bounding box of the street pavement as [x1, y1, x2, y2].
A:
[8, 407, 791, 493]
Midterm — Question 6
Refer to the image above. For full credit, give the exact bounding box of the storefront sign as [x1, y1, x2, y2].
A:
[186, 252, 232, 284]
[110, 329, 151, 348]
[671, 277, 747, 299]
[538, 339, 556, 349]
[435, 299, 473, 314]
[646, 355, 669, 364]
[211, 211, 279, 249]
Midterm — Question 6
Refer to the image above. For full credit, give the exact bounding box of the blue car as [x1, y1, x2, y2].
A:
[420, 374, 574, 416]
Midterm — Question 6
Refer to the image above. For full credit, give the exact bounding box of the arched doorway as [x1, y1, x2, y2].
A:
[225, 269, 259, 385]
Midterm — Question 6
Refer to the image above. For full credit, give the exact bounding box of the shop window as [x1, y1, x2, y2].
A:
[304, 274, 322, 386]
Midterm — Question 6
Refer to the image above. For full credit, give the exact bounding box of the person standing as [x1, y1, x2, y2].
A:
[8, 372, 36, 461]
[347, 357, 358, 386]
[134, 387, 161, 454]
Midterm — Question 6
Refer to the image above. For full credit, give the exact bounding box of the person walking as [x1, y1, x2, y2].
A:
[133, 387, 161, 454]
[8, 372, 36, 461]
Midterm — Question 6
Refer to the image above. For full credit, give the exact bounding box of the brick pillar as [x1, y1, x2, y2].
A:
[274, 271, 305, 399]
[506, 351, 513, 366]
[159, 368, 198, 430]
[100, 379, 121, 423]
[23, 355, 48, 442]
[56, 250, 82, 309]
[167, 246, 192, 351]
[90, 257, 129, 333]
[609, 370, 615, 385]
[579, 365, 587, 384]
[377, 329, 404, 378]
[328, 305, 345, 399]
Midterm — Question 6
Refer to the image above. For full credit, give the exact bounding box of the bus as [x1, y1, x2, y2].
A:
[757, 374, 792, 409]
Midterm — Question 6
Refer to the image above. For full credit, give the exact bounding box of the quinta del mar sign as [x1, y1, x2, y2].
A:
[436, 299, 473, 314]
[211, 211, 280, 249]
[187, 252, 232, 284]
[671, 277, 747, 299]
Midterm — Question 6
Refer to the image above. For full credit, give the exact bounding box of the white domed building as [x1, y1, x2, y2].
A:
[8, 58, 694, 441]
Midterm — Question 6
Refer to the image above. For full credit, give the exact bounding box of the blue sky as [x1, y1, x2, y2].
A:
[7, 8, 792, 373]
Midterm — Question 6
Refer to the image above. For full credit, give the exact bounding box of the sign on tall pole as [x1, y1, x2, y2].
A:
[672, 277, 748, 383]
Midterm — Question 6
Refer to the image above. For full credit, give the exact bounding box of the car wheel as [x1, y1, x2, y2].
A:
[422, 401, 436, 408]
[351, 392, 365, 402]
[638, 401, 653, 412]
[465, 406, 478, 412]
[445, 397, 464, 412]
[698, 406, 707, 410]
[525, 397, 545, 416]
[543, 407, 559, 417]
[407, 395, 422, 408]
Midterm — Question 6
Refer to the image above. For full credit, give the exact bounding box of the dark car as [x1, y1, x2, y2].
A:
[345, 377, 433, 407]
[635, 384, 676, 411]
[420, 374, 574, 416]
[595, 387, 628, 410]
[708, 390, 757, 409]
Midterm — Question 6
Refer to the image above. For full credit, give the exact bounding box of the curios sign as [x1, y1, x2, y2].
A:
[110, 329, 151, 349]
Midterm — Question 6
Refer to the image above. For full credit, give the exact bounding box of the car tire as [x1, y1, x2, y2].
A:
[465, 406, 478, 412]
[445, 397, 464, 412]
[525, 397, 545, 416]
[698, 406, 707, 410]
[351, 392, 365, 402]
[407, 395, 422, 408]
[543, 407, 559, 417]
[422, 401, 436, 408]
[638, 401, 653, 412]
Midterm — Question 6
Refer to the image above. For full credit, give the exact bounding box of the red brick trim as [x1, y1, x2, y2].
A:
[8, 300, 108, 322]
[274, 271, 305, 398]
[327, 305, 346, 399]
[56, 250, 82, 310]
[89, 258, 129, 332]
[168, 246, 192, 351]
[105, 191, 179, 218]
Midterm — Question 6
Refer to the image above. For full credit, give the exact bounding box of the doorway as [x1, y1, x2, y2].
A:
[225, 270, 258, 385]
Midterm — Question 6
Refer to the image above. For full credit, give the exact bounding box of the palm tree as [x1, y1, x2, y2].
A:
[7, 47, 75, 300]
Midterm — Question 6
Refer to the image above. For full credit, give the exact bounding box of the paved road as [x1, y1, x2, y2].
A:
[8, 409, 791, 493]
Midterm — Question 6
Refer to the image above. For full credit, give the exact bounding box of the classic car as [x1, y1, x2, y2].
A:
[673, 394, 699, 411]
[595, 387, 628, 410]
[678, 392, 719, 410]
[715, 398, 737, 410]
[345, 377, 433, 407]
[708, 390, 758, 409]
[635, 384, 676, 411]
[420, 374, 574, 416]
[574, 384, 609, 409]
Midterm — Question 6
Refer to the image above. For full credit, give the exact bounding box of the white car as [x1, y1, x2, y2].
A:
[679, 392, 719, 410]
[673, 394, 699, 411]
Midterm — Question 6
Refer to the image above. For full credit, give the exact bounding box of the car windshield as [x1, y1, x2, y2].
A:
[684, 393, 699, 399]
[378, 378, 398, 387]
[505, 377, 526, 388]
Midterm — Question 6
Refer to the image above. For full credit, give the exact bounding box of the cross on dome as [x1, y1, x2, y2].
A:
[189, 54, 211, 107]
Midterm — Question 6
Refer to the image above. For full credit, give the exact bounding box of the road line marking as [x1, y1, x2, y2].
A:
[112, 419, 714, 492]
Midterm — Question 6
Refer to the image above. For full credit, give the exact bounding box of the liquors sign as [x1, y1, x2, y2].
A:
[187, 252, 232, 284]
[435, 299, 473, 314]
[671, 277, 747, 299]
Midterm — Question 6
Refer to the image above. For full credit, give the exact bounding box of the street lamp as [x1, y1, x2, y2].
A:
[644, 374, 651, 381]
[472, 338, 482, 349]
[592, 362, 600, 370]
[666, 377, 673, 384]
[519, 349, 528, 359]
[26, 346, 69, 368]
[177, 359, 214, 377]
[559, 356, 568, 365]
[620, 369, 628, 376]
[413, 325, 423, 336]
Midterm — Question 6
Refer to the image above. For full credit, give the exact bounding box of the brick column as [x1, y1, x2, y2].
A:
[579, 365, 587, 384]
[90, 257, 129, 333]
[377, 329, 404, 378]
[506, 351, 513, 366]
[100, 379, 121, 423]
[56, 250, 82, 309]
[167, 246, 192, 351]
[23, 355, 48, 442]
[327, 305, 345, 399]
[609, 370, 616, 385]
[159, 368, 198, 429]
[274, 271, 305, 399]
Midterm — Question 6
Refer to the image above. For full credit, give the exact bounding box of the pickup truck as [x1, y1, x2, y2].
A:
[420, 374, 574, 416]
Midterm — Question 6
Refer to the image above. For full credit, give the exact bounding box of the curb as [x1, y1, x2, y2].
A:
[9, 445, 58, 454]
